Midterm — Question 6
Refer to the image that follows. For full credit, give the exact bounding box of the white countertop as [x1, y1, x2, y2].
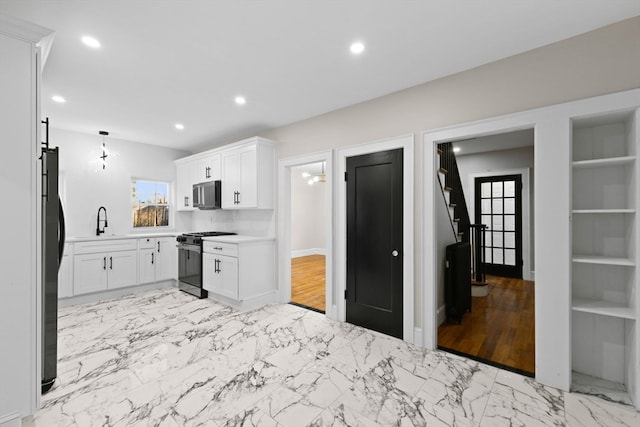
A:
[202, 235, 275, 243]
[67, 232, 180, 243]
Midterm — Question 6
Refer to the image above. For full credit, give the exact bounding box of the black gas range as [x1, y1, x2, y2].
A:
[176, 231, 236, 298]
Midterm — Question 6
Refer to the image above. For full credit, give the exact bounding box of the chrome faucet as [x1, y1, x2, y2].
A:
[96, 206, 108, 236]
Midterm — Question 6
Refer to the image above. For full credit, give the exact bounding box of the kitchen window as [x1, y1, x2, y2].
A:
[132, 179, 170, 228]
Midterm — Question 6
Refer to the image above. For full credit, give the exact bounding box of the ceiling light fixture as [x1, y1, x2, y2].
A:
[305, 162, 327, 186]
[51, 95, 66, 103]
[235, 96, 246, 105]
[99, 130, 109, 170]
[175, 123, 185, 130]
[453, 147, 461, 153]
[81, 36, 101, 48]
[350, 41, 365, 55]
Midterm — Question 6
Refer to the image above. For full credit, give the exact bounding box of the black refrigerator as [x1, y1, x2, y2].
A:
[41, 146, 65, 393]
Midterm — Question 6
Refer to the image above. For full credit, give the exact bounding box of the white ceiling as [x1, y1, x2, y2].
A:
[2, 1, 638, 152]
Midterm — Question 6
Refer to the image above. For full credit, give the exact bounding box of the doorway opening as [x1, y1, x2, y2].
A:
[290, 162, 327, 313]
[277, 151, 333, 318]
[435, 128, 536, 376]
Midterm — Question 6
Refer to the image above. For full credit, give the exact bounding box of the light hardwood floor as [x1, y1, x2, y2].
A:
[291, 255, 326, 312]
[437, 275, 535, 375]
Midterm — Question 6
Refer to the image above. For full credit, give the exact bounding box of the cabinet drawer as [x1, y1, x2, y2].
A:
[75, 239, 138, 254]
[203, 241, 238, 257]
[138, 237, 156, 249]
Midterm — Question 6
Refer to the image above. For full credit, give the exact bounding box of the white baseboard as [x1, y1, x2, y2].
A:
[413, 327, 423, 347]
[207, 290, 277, 311]
[0, 412, 21, 427]
[437, 304, 446, 326]
[59, 280, 177, 308]
[291, 248, 326, 258]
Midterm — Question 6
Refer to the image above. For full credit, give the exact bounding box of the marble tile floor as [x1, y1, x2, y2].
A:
[23, 288, 639, 427]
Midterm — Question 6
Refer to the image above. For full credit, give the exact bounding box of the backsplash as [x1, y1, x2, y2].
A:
[190, 209, 275, 237]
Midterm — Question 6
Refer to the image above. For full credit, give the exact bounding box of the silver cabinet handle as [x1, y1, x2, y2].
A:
[110, 256, 113, 269]
[151, 253, 155, 264]
[214, 246, 223, 250]
[184, 196, 189, 207]
[103, 257, 106, 270]
[157, 241, 160, 252]
[392, 250, 399, 257]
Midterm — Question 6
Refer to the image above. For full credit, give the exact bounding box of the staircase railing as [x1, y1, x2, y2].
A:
[437, 142, 488, 286]
[437, 142, 470, 243]
[469, 224, 488, 284]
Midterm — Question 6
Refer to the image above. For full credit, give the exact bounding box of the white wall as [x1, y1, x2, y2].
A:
[51, 128, 191, 237]
[260, 16, 640, 329]
[290, 165, 326, 255]
[0, 16, 52, 424]
[456, 145, 535, 271]
[190, 209, 275, 236]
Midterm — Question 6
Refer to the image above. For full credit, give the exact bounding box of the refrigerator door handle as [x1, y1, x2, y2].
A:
[58, 197, 66, 270]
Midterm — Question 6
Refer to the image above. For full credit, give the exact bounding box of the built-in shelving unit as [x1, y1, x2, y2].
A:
[570, 109, 639, 409]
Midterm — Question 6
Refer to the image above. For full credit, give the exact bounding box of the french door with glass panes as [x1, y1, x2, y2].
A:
[474, 175, 523, 278]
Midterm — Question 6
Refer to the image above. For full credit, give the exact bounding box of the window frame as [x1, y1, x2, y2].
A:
[131, 178, 171, 229]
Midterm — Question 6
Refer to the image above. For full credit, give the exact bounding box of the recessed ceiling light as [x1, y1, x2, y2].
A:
[235, 96, 246, 105]
[51, 95, 66, 103]
[175, 123, 185, 130]
[453, 147, 461, 153]
[81, 36, 101, 48]
[350, 42, 365, 55]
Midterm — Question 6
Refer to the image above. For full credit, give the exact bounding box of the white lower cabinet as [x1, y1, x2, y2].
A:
[138, 237, 176, 284]
[203, 253, 238, 299]
[73, 239, 138, 295]
[202, 238, 275, 308]
[73, 250, 137, 294]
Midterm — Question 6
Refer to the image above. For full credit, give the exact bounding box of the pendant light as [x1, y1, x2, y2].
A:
[99, 130, 109, 169]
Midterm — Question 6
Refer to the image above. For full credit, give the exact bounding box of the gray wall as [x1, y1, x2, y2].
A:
[260, 17, 640, 327]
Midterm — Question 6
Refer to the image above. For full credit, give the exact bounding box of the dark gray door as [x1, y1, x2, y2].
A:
[474, 174, 523, 278]
[346, 148, 403, 339]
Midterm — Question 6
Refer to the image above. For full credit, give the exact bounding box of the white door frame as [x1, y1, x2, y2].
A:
[277, 150, 334, 318]
[336, 134, 415, 343]
[468, 168, 532, 280]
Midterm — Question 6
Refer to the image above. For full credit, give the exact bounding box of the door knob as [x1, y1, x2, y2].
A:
[392, 250, 399, 257]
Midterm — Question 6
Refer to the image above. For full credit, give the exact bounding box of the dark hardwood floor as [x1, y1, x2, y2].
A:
[291, 255, 325, 312]
[437, 275, 535, 375]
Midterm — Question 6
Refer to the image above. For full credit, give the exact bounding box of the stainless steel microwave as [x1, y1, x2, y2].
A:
[193, 180, 222, 210]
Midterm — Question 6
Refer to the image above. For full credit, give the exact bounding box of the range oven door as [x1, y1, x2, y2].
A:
[177, 243, 207, 298]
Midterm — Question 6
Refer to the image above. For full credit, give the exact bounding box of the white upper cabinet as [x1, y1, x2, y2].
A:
[175, 159, 197, 211]
[221, 138, 274, 209]
[175, 136, 274, 211]
[197, 154, 221, 183]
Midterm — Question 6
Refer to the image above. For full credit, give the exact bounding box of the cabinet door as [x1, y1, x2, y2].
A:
[202, 252, 217, 292]
[155, 237, 176, 281]
[108, 251, 138, 289]
[176, 161, 196, 211]
[221, 150, 241, 208]
[238, 145, 258, 208]
[73, 253, 108, 295]
[203, 253, 238, 299]
[138, 248, 156, 284]
[199, 154, 221, 182]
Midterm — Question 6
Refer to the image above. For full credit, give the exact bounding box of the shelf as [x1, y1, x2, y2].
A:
[572, 209, 635, 214]
[572, 298, 636, 320]
[572, 255, 635, 266]
[572, 156, 635, 169]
